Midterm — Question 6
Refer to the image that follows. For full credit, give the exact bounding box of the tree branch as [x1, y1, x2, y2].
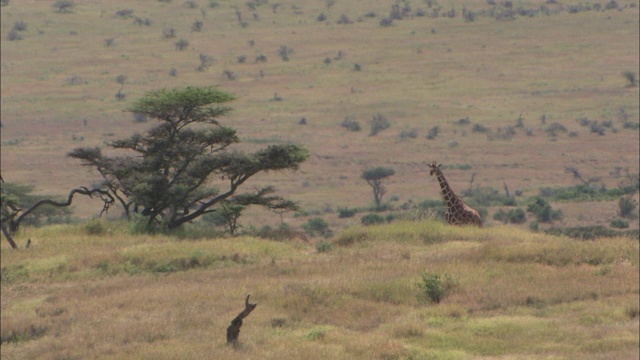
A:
[9, 187, 114, 233]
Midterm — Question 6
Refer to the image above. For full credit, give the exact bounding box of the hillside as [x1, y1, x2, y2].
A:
[1, 0, 639, 234]
[1, 221, 638, 359]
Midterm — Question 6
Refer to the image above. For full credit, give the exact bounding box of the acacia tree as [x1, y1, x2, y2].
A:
[361, 167, 395, 208]
[68, 86, 308, 231]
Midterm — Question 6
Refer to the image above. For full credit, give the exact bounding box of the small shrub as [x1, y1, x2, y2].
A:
[303, 217, 332, 238]
[163, 27, 176, 38]
[191, 20, 203, 32]
[305, 327, 326, 341]
[85, 219, 106, 235]
[13, 21, 27, 31]
[115, 74, 127, 85]
[527, 197, 562, 223]
[417, 272, 457, 304]
[610, 218, 629, 229]
[544, 122, 567, 136]
[623, 71, 638, 87]
[7, 30, 23, 41]
[400, 128, 418, 140]
[493, 208, 526, 224]
[456, 117, 471, 126]
[426, 126, 439, 140]
[278, 46, 292, 61]
[336, 14, 353, 24]
[175, 39, 189, 51]
[471, 123, 491, 133]
[338, 207, 357, 218]
[315, 241, 333, 253]
[618, 197, 638, 219]
[361, 213, 385, 226]
[340, 116, 361, 131]
[379, 17, 393, 27]
[53, 0, 75, 13]
[67, 76, 85, 85]
[369, 113, 390, 136]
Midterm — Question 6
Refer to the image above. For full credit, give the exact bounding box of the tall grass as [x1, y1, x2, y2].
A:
[2, 220, 638, 359]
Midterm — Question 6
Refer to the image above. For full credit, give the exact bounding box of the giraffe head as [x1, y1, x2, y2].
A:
[428, 161, 441, 176]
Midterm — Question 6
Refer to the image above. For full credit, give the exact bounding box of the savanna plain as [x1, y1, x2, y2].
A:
[1, 0, 639, 359]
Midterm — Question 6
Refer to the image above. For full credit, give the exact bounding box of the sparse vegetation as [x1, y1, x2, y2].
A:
[175, 38, 189, 51]
[303, 217, 332, 238]
[527, 197, 563, 223]
[369, 113, 390, 136]
[623, 71, 638, 87]
[52, 0, 75, 13]
[417, 272, 457, 304]
[340, 116, 361, 131]
[618, 196, 638, 219]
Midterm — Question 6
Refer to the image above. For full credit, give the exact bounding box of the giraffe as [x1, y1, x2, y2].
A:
[428, 161, 482, 227]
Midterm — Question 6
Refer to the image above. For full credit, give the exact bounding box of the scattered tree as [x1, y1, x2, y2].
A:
[68, 86, 308, 231]
[361, 167, 395, 208]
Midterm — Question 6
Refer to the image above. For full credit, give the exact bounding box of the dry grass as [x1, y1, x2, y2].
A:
[2, 220, 638, 359]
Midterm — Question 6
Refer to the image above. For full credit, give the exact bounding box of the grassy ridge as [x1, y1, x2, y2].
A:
[2, 221, 638, 359]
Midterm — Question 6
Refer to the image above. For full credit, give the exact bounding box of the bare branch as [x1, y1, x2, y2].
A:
[9, 187, 114, 234]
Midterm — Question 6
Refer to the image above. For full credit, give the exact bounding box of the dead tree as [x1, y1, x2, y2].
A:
[226, 295, 257, 345]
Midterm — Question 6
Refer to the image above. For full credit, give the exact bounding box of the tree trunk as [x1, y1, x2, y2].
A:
[226, 295, 257, 345]
[1, 224, 17, 249]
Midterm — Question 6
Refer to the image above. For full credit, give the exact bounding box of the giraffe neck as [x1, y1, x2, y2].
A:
[434, 170, 461, 209]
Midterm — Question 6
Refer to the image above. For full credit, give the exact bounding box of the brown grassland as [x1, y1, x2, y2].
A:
[1, 0, 639, 359]
[1, 221, 639, 359]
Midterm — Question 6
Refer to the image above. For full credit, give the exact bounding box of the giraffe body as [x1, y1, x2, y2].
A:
[429, 161, 482, 227]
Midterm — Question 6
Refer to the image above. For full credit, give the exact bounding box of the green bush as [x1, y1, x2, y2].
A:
[361, 213, 385, 226]
[540, 184, 625, 202]
[315, 241, 333, 253]
[303, 217, 332, 238]
[338, 207, 358, 218]
[85, 219, 106, 235]
[618, 197, 638, 219]
[417, 272, 457, 304]
[466, 187, 516, 207]
[610, 218, 629, 229]
[493, 208, 526, 224]
[527, 197, 562, 223]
